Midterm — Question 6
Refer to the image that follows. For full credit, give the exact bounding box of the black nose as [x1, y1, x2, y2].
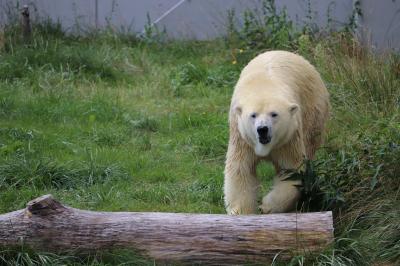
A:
[257, 126, 271, 144]
[257, 126, 269, 137]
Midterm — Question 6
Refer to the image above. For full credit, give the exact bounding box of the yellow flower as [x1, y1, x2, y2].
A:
[232, 60, 237, 65]
[239, 49, 244, 53]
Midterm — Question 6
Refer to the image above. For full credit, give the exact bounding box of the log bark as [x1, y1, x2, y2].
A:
[0, 195, 333, 265]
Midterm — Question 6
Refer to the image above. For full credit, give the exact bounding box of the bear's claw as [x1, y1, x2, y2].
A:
[259, 203, 272, 214]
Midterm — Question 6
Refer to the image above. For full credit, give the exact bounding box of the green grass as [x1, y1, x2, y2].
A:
[0, 23, 399, 265]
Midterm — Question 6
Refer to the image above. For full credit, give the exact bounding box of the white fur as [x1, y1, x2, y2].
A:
[224, 51, 330, 214]
[259, 173, 302, 213]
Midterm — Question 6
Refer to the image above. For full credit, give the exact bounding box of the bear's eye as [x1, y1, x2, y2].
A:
[250, 113, 257, 118]
[271, 112, 278, 118]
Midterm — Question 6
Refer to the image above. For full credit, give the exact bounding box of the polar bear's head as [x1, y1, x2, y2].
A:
[234, 95, 299, 157]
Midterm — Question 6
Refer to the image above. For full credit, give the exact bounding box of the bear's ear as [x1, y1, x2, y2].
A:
[289, 104, 299, 116]
[235, 105, 242, 115]
[232, 101, 242, 115]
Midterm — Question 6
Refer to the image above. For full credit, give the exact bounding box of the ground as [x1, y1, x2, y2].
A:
[0, 27, 399, 265]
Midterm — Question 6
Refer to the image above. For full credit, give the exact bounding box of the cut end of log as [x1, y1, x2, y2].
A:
[26, 194, 65, 216]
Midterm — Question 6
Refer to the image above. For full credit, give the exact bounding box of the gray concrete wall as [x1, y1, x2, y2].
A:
[0, 0, 399, 51]
[31, 0, 96, 33]
[358, 0, 400, 51]
[153, 0, 353, 39]
[96, 0, 179, 33]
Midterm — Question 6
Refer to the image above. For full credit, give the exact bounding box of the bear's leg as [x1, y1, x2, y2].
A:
[259, 175, 301, 213]
[224, 170, 259, 215]
[224, 139, 259, 215]
[260, 137, 304, 213]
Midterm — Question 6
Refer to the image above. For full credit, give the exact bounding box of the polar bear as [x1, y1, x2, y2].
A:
[224, 50, 329, 214]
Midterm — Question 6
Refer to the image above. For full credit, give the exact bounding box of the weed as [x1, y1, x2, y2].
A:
[0, 248, 153, 266]
[226, 0, 297, 52]
[170, 62, 208, 96]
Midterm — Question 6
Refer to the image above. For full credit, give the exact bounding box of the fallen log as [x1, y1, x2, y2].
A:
[0, 195, 333, 264]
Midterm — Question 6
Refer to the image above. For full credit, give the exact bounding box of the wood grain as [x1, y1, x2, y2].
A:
[0, 194, 333, 264]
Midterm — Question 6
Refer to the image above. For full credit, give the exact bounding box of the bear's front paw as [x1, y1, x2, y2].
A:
[259, 191, 283, 214]
[226, 204, 257, 215]
[226, 207, 241, 215]
[259, 202, 274, 214]
[226, 205, 248, 215]
[260, 186, 300, 214]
